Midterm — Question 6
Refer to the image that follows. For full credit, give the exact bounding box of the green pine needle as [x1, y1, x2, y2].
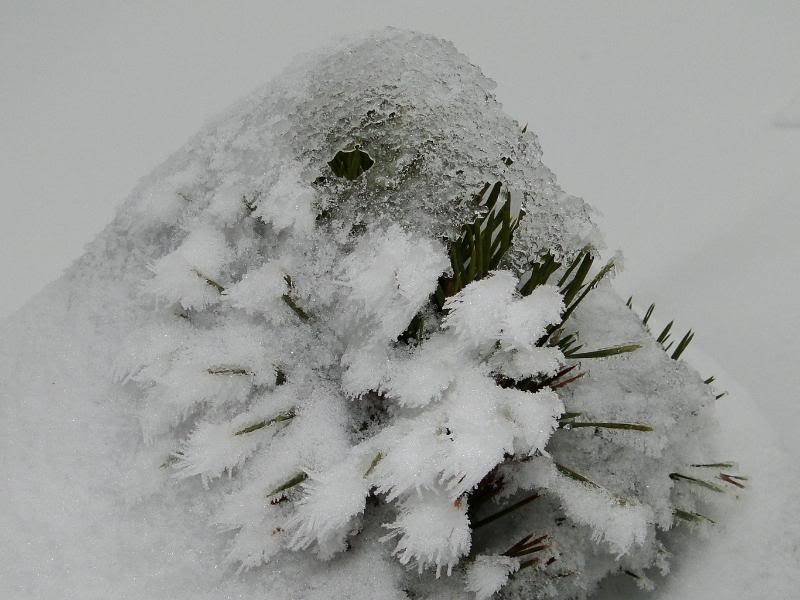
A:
[555, 463, 600, 487]
[267, 472, 308, 497]
[565, 343, 641, 359]
[565, 421, 654, 432]
[519, 252, 561, 296]
[674, 508, 716, 524]
[642, 303, 655, 326]
[363, 452, 384, 478]
[691, 462, 737, 469]
[192, 269, 225, 294]
[561, 257, 616, 321]
[234, 409, 296, 436]
[669, 472, 725, 493]
[656, 320, 674, 344]
[207, 366, 252, 376]
[558, 412, 583, 423]
[435, 182, 524, 307]
[282, 274, 311, 321]
[671, 330, 694, 360]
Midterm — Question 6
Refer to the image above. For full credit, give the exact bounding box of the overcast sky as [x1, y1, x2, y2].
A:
[2, 2, 799, 424]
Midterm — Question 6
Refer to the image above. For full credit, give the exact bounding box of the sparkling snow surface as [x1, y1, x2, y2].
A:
[2, 28, 798, 600]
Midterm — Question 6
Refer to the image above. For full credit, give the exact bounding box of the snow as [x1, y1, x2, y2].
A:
[464, 555, 520, 600]
[2, 25, 799, 600]
[442, 272, 520, 351]
[381, 491, 472, 577]
[224, 259, 288, 315]
[288, 457, 372, 553]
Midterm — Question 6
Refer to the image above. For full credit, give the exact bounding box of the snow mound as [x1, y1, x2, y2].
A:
[2, 27, 784, 600]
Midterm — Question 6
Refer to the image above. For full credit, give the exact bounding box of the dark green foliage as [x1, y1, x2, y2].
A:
[656, 321, 673, 344]
[642, 303, 655, 326]
[671, 330, 695, 360]
[537, 250, 618, 345]
[328, 147, 374, 180]
[397, 313, 425, 345]
[434, 182, 525, 307]
[519, 252, 561, 296]
[627, 297, 697, 361]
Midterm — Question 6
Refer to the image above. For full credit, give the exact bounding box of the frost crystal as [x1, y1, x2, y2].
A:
[382, 492, 471, 577]
[465, 555, 521, 600]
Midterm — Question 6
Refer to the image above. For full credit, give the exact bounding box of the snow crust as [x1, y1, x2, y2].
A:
[2, 27, 789, 600]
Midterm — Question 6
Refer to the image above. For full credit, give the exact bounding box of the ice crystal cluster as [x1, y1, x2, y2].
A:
[102, 29, 733, 599]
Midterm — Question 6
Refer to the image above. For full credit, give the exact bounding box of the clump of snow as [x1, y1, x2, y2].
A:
[288, 457, 371, 553]
[340, 224, 448, 343]
[551, 465, 654, 557]
[382, 492, 472, 577]
[0, 27, 748, 600]
[224, 259, 288, 315]
[251, 163, 316, 233]
[442, 272, 519, 350]
[465, 555, 521, 599]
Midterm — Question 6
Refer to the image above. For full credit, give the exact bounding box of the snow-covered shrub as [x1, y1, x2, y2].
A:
[114, 29, 742, 599]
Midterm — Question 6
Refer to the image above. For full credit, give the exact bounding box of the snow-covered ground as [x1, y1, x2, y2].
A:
[2, 3, 799, 599]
